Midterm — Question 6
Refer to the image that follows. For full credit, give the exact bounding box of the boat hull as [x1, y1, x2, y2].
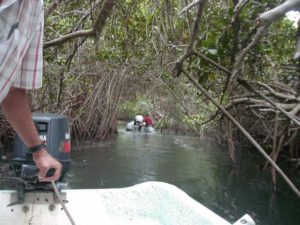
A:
[0, 181, 255, 225]
[126, 121, 155, 133]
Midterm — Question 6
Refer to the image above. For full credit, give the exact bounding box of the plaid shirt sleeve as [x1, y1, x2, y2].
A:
[0, 0, 44, 103]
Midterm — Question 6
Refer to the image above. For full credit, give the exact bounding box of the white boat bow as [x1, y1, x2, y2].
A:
[0, 181, 255, 225]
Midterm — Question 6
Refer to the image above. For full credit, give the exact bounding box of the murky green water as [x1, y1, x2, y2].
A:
[66, 130, 300, 225]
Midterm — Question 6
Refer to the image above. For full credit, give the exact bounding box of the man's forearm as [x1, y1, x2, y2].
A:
[0, 87, 63, 181]
[0, 87, 42, 148]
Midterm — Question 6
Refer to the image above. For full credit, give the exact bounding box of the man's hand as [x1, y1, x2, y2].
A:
[33, 149, 62, 182]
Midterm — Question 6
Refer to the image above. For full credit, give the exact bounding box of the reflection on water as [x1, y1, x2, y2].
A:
[66, 130, 300, 225]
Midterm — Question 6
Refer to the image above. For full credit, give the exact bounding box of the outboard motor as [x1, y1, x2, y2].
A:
[134, 115, 144, 131]
[9, 113, 71, 204]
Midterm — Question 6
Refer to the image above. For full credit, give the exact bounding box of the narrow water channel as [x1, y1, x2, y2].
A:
[66, 130, 300, 225]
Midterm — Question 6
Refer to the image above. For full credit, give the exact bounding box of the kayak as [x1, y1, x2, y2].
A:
[0, 181, 255, 225]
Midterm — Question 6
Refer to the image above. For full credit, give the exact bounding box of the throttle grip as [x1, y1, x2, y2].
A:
[46, 168, 56, 177]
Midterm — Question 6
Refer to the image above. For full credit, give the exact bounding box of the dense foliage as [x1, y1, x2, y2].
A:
[0, 1, 299, 192]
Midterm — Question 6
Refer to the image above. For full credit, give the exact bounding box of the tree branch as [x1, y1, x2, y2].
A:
[257, 0, 300, 26]
[181, 69, 300, 198]
[180, 0, 203, 15]
[44, 0, 117, 48]
[175, 1, 207, 76]
[44, 30, 93, 48]
[238, 78, 300, 126]
[45, 0, 64, 19]
[228, 25, 269, 91]
[255, 81, 300, 101]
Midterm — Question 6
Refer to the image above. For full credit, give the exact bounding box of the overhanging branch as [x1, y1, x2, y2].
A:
[44, 0, 117, 48]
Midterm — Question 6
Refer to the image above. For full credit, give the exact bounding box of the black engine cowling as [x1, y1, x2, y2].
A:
[11, 113, 71, 183]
